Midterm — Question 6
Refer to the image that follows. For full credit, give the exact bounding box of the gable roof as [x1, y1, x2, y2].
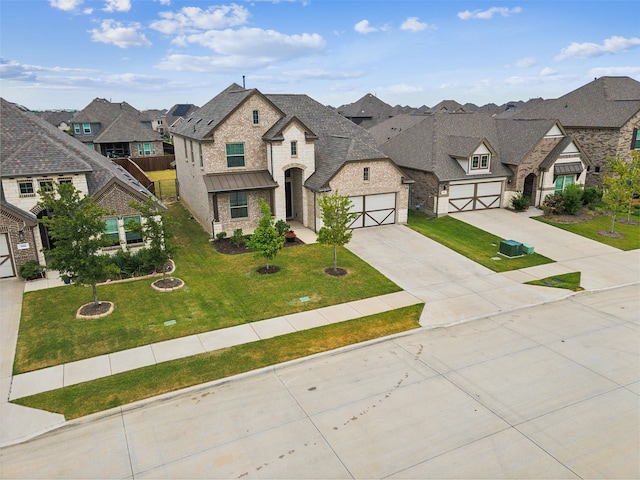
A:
[265, 93, 392, 191]
[0, 98, 157, 203]
[94, 112, 163, 143]
[514, 76, 640, 128]
[337, 93, 393, 120]
[368, 114, 429, 144]
[71, 98, 139, 125]
[429, 100, 465, 114]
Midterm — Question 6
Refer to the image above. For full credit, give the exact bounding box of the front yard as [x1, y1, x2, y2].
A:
[14, 203, 402, 374]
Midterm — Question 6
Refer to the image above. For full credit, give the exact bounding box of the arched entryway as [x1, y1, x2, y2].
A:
[284, 167, 304, 222]
[523, 173, 537, 205]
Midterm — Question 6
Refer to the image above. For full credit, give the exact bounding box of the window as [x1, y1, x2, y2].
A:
[632, 128, 640, 150]
[190, 141, 194, 163]
[226, 143, 245, 168]
[471, 154, 490, 170]
[199, 143, 203, 167]
[57, 177, 72, 184]
[363, 167, 370, 182]
[230, 192, 248, 218]
[123, 216, 143, 244]
[252, 110, 259, 125]
[38, 179, 54, 192]
[481, 155, 489, 168]
[137, 143, 156, 156]
[104, 218, 120, 246]
[83, 123, 91, 134]
[471, 156, 479, 169]
[555, 175, 575, 194]
[290, 141, 297, 156]
[184, 138, 188, 159]
[73, 124, 81, 134]
[18, 180, 34, 196]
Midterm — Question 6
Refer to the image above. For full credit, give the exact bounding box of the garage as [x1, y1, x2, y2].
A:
[349, 192, 396, 228]
[448, 181, 502, 212]
[0, 233, 15, 278]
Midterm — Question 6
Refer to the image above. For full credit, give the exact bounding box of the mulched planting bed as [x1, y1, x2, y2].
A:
[213, 237, 305, 255]
[152, 277, 184, 289]
[324, 267, 347, 277]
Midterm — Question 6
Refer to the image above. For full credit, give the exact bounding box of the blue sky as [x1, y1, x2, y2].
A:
[1, 0, 639, 111]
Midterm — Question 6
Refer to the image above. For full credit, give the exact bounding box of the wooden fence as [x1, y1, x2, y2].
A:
[127, 155, 175, 172]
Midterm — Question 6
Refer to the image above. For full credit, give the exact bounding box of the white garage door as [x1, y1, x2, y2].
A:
[449, 181, 502, 212]
[0, 233, 15, 278]
[349, 193, 396, 228]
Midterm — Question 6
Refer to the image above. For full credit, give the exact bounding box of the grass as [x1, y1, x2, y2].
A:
[145, 169, 176, 182]
[534, 212, 640, 251]
[525, 272, 583, 291]
[14, 203, 400, 374]
[407, 210, 554, 272]
[145, 169, 177, 201]
[13, 304, 423, 420]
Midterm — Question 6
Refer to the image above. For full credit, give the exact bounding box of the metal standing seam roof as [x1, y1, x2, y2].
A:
[554, 162, 584, 175]
[203, 171, 278, 193]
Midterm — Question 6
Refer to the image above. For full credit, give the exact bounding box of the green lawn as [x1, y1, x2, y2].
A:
[407, 210, 554, 272]
[525, 272, 583, 292]
[15, 203, 400, 374]
[14, 304, 423, 420]
[145, 169, 177, 202]
[534, 213, 640, 251]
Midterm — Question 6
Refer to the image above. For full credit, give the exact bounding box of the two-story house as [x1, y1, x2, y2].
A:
[514, 76, 640, 187]
[378, 112, 590, 215]
[0, 98, 163, 279]
[70, 98, 164, 159]
[171, 84, 411, 236]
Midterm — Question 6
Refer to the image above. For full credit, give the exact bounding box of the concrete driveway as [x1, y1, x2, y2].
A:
[346, 224, 571, 327]
[1, 285, 637, 479]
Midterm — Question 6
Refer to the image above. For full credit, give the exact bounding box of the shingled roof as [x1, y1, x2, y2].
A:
[514, 76, 640, 128]
[94, 112, 162, 143]
[368, 114, 429, 145]
[380, 112, 563, 182]
[0, 98, 157, 202]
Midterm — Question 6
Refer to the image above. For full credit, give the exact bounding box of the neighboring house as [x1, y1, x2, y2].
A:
[70, 98, 164, 159]
[379, 112, 590, 216]
[428, 100, 466, 114]
[172, 83, 411, 236]
[141, 109, 167, 135]
[337, 93, 395, 129]
[514, 76, 640, 186]
[0, 98, 163, 279]
[38, 110, 74, 132]
[164, 104, 199, 134]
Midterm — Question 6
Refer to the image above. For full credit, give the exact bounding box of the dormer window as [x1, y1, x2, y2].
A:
[83, 123, 92, 134]
[252, 110, 259, 125]
[469, 144, 491, 173]
[481, 155, 488, 168]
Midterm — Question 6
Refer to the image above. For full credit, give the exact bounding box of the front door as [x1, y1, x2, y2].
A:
[523, 173, 536, 205]
[285, 172, 293, 219]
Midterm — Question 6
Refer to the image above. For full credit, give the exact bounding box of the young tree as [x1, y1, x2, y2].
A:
[317, 191, 357, 273]
[38, 182, 117, 306]
[246, 199, 284, 271]
[602, 155, 639, 232]
[128, 198, 175, 282]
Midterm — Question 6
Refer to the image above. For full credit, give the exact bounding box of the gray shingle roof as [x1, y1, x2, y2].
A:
[368, 114, 429, 145]
[381, 112, 563, 182]
[514, 76, 640, 128]
[1, 98, 156, 202]
[71, 98, 139, 124]
[94, 112, 163, 143]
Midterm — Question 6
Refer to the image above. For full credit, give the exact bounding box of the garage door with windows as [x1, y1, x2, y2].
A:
[0, 233, 15, 278]
[349, 193, 396, 228]
[448, 181, 502, 212]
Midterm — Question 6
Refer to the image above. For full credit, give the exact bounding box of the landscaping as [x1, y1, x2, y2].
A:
[407, 210, 554, 272]
[13, 304, 423, 420]
[525, 272, 583, 291]
[14, 202, 401, 374]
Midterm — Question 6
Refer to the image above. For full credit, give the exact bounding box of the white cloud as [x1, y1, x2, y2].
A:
[513, 57, 536, 68]
[380, 83, 425, 94]
[155, 0, 171, 5]
[90, 20, 152, 48]
[150, 5, 249, 35]
[555, 35, 640, 61]
[49, 0, 83, 11]
[156, 54, 258, 72]
[401, 17, 428, 32]
[103, 0, 131, 13]
[458, 7, 522, 20]
[176, 27, 325, 59]
[354, 19, 377, 34]
[540, 67, 557, 76]
[83, 7, 93, 14]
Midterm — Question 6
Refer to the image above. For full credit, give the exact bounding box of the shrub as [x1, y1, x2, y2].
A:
[230, 228, 245, 248]
[110, 249, 147, 277]
[582, 187, 603, 208]
[562, 184, 583, 215]
[510, 191, 531, 211]
[18, 260, 43, 280]
[215, 231, 227, 242]
[541, 193, 565, 215]
[275, 219, 290, 236]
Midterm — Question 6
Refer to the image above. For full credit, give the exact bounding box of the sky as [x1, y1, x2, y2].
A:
[1, 0, 639, 112]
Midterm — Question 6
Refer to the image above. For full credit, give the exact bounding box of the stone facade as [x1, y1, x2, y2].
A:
[0, 209, 42, 275]
[567, 127, 620, 187]
[402, 168, 441, 215]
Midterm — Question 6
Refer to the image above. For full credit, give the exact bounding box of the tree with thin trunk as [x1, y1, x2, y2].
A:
[128, 198, 175, 282]
[246, 199, 284, 271]
[317, 191, 357, 273]
[601, 154, 639, 233]
[38, 182, 117, 306]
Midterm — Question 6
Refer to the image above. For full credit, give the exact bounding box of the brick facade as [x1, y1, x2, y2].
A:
[0, 210, 41, 275]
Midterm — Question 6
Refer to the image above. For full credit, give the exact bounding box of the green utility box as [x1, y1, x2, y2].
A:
[499, 239, 523, 257]
[522, 243, 535, 254]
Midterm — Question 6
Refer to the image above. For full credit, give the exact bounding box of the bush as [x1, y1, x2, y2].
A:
[110, 249, 147, 277]
[275, 219, 290, 236]
[541, 193, 565, 215]
[18, 260, 43, 280]
[510, 191, 531, 211]
[562, 184, 583, 215]
[215, 231, 227, 242]
[582, 187, 603, 208]
[230, 228, 245, 248]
